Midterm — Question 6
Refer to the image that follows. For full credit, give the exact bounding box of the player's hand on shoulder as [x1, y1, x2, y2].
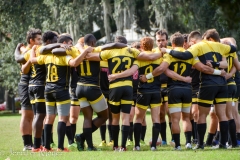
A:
[139, 75, 147, 82]
[160, 48, 167, 53]
[108, 74, 116, 82]
[32, 45, 37, 51]
[60, 44, 72, 50]
[206, 60, 213, 68]
[17, 43, 25, 50]
[184, 76, 192, 83]
[86, 46, 93, 53]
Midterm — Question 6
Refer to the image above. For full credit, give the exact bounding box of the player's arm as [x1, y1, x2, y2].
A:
[161, 48, 193, 60]
[29, 45, 38, 64]
[193, 62, 225, 76]
[40, 43, 64, 55]
[21, 60, 32, 74]
[206, 57, 228, 69]
[14, 43, 26, 63]
[233, 58, 240, 71]
[164, 68, 192, 83]
[108, 65, 139, 82]
[50, 44, 73, 56]
[137, 52, 162, 61]
[140, 61, 169, 82]
[85, 52, 101, 61]
[69, 47, 93, 67]
[101, 42, 127, 50]
[225, 66, 236, 80]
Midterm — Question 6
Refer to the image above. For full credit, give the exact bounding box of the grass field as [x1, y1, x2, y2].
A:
[0, 112, 239, 160]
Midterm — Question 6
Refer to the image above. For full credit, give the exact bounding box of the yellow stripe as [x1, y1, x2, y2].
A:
[136, 104, 148, 110]
[227, 82, 236, 85]
[215, 98, 228, 103]
[132, 101, 135, 106]
[109, 80, 132, 89]
[56, 99, 71, 105]
[150, 103, 161, 108]
[227, 98, 233, 102]
[71, 101, 80, 106]
[90, 94, 104, 104]
[161, 84, 167, 88]
[79, 97, 87, 102]
[233, 98, 238, 102]
[198, 99, 213, 104]
[183, 103, 191, 107]
[35, 99, 45, 103]
[46, 102, 55, 106]
[77, 83, 99, 87]
[163, 96, 168, 101]
[168, 103, 191, 108]
[30, 100, 35, 104]
[108, 100, 120, 106]
[121, 99, 132, 105]
[192, 98, 198, 102]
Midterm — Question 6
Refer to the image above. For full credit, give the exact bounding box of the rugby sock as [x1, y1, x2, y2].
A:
[33, 138, 41, 149]
[29, 135, 33, 145]
[112, 125, 120, 147]
[41, 129, 44, 146]
[141, 125, 147, 141]
[160, 122, 167, 141]
[22, 135, 28, 146]
[190, 120, 195, 139]
[151, 123, 161, 148]
[228, 119, 237, 146]
[173, 134, 180, 147]
[128, 122, 133, 141]
[194, 122, 198, 140]
[214, 131, 220, 141]
[121, 125, 130, 148]
[57, 122, 66, 150]
[184, 131, 192, 144]
[206, 133, 215, 146]
[50, 133, 54, 144]
[66, 126, 74, 145]
[197, 123, 206, 145]
[44, 124, 52, 150]
[83, 128, 93, 148]
[71, 123, 76, 140]
[134, 123, 142, 147]
[236, 133, 240, 141]
[219, 121, 228, 146]
[169, 122, 173, 141]
[100, 125, 106, 141]
[92, 122, 98, 133]
[108, 125, 113, 141]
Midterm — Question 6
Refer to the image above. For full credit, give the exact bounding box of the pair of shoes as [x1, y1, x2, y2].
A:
[161, 141, 167, 146]
[113, 146, 119, 151]
[68, 143, 78, 151]
[119, 147, 127, 152]
[170, 140, 175, 147]
[127, 140, 134, 146]
[212, 144, 227, 149]
[174, 146, 181, 151]
[133, 146, 140, 151]
[50, 143, 57, 148]
[193, 144, 204, 150]
[99, 140, 107, 147]
[140, 140, 146, 146]
[57, 148, 70, 152]
[23, 145, 32, 151]
[75, 134, 85, 151]
[31, 147, 42, 152]
[108, 140, 114, 146]
[185, 143, 192, 149]
[151, 147, 157, 151]
[42, 147, 53, 152]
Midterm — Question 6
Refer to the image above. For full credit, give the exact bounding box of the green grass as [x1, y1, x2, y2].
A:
[0, 113, 239, 160]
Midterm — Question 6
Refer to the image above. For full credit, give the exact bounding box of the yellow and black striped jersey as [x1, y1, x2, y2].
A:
[100, 47, 140, 89]
[134, 51, 162, 93]
[67, 46, 102, 86]
[24, 46, 46, 85]
[37, 54, 72, 92]
[163, 47, 199, 88]
[226, 52, 237, 84]
[100, 61, 109, 93]
[20, 46, 31, 84]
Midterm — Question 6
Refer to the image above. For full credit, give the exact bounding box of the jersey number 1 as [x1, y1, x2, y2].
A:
[46, 65, 58, 82]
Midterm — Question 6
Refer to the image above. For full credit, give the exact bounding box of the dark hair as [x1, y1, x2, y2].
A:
[131, 41, 140, 49]
[182, 34, 189, 43]
[84, 34, 96, 45]
[203, 29, 220, 42]
[156, 29, 168, 40]
[140, 37, 154, 51]
[42, 31, 58, 43]
[114, 36, 127, 44]
[58, 34, 73, 43]
[26, 28, 42, 44]
[170, 32, 184, 47]
[188, 31, 202, 42]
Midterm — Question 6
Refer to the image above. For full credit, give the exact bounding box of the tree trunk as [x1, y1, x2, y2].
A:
[4, 89, 12, 110]
[102, 0, 112, 42]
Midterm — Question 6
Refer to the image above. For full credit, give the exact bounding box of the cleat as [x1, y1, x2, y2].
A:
[57, 148, 70, 152]
[87, 146, 98, 151]
[127, 140, 134, 146]
[31, 147, 42, 152]
[140, 140, 146, 146]
[68, 143, 78, 151]
[150, 147, 157, 151]
[161, 141, 167, 146]
[212, 144, 227, 149]
[133, 146, 140, 151]
[42, 147, 53, 152]
[212, 140, 219, 146]
[75, 134, 85, 151]
[113, 146, 119, 151]
[191, 139, 198, 144]
[50, 143, 57, 148]
[23, 145, 32, 151]
[174, 146, 181, 151]
[119, 147, 127, 152]
[108, 140, 114, 146]
[237, 140, 240, 146]
[185, 143, 192, 149]
[170, 140, 175, 147]
[193, 144, 204, 150]
[99, 140, 107, 147]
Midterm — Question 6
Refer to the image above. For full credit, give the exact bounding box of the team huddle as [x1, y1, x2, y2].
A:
[15, 28, 240, 152]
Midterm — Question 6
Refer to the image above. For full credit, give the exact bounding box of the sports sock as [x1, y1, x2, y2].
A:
[22, 135, 29, 146]
[50, 132, 54, 144]
[169, 122, 173, 141]
[57, 121, 66, 150]
[214, 131, 220, 141]
[83, 128, 93, 148]
[190, 120, 195, 139]
[197, 123, 206, 146]
[66, 126, 74, 145]
[92, 122, 98, 133]
[151, 123, 161, 148]
[100, 125, 106, 141]
[184, 131, 192, 144]
[141, 125, 147, 141]
[228, 119, 237, 146]
[108, 125, 113, 141]
[112, 125, 120, 147]
[71, 123, 76, 140]
[29, 135, 33, 145]
[44, 124, 52, 150]
[219, 121, 229, 146]
[128, 122, 133, 141]
[41, 129, 44, 146]
[160, 122, 167, 141]
[206, 133, 215, 145]
[194, 122, 198, 140]
[173, 134, 180, 147]
[33, 138, 41, 149]
[121, 125, 130, 148]
[134, 123, 142, 147]
[236, 133, 240, 141]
